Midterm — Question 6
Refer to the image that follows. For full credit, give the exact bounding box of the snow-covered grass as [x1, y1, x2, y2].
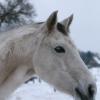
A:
[9, 68, 100, 100]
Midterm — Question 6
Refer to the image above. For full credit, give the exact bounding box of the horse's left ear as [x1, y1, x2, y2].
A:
[46, 11, 58, 32]
[61, 14, 73, 32]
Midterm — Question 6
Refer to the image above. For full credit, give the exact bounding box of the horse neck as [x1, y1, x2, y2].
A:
[0, 24, 39, 84]
[0, 25, 39, 100]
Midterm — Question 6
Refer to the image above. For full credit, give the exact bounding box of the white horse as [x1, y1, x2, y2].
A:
[0, 11, 97, 100]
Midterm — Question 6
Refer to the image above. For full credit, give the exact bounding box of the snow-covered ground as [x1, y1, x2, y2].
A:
[9, 68, 100, 100]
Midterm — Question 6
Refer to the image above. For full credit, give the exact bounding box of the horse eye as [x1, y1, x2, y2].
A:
[54, 46, 65, 53]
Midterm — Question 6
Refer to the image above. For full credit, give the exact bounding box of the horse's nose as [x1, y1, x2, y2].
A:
[75, 84, 96, 100]
[88, 84, 96, 98]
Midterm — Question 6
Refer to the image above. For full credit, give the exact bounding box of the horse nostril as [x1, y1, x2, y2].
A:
[75, 85, 96, 100]
[75, 87, 87, 100]
[75, 87, 82, 97]
[88, 84, 95, 98]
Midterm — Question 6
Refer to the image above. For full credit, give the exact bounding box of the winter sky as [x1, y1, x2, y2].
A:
[32, 0, 100, 53]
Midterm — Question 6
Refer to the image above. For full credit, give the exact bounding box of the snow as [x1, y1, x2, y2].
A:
[9, 80, 73, 100]
[9, 68, 100, 100]
[94, 57, 100, 64]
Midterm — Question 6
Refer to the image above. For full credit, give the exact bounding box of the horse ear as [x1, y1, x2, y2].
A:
[61, 14, 73, 32]
[46, 11, 58, 32]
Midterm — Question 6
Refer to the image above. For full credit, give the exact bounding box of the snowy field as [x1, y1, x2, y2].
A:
[9, 68, 100, 100]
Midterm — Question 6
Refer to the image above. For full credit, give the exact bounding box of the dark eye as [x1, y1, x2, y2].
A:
[54, 46, 65, 53]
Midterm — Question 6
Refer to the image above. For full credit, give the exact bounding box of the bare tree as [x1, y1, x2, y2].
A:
[0, 0, 36, 31]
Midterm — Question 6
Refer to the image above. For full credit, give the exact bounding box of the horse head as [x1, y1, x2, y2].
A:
[33, 11, 97, 100]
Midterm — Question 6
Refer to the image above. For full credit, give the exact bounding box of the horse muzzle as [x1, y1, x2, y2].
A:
[75, 84, 96, 100]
